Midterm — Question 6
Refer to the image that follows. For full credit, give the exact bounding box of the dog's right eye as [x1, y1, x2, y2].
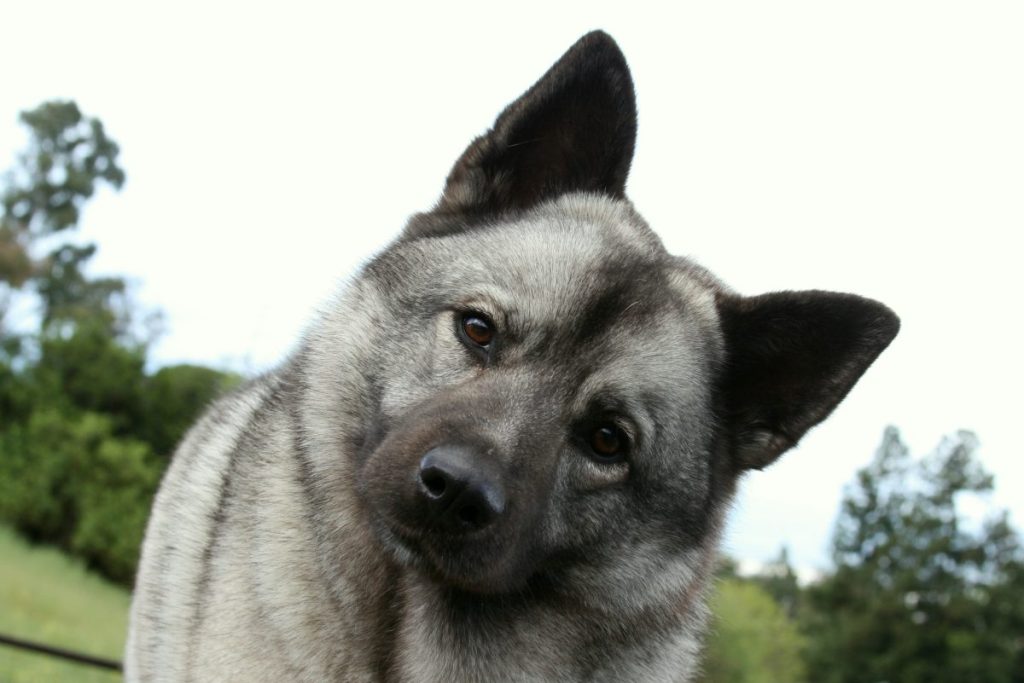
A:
[588, 424, 628, 464]
[462, 315, 493, 346]
[458, 312, 495, 354]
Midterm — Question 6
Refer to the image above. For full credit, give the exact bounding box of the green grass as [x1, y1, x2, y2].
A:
[0, 525, 128, 682]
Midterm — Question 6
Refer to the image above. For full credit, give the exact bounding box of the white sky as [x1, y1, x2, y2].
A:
[2, 2, 1022, 577]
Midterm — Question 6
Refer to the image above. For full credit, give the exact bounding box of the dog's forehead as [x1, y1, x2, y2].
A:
[380, 195, 725, 388]
[468, 199, 716, 325]
[441, 196, 669, 311]
[382, 195, 722, 339]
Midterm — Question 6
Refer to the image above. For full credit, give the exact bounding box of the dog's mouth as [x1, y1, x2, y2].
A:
[368, 508, 534, 594]
[369, 518, 427, 570]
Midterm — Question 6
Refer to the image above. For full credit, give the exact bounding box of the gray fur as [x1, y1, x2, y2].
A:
[127, 32, 898, 682]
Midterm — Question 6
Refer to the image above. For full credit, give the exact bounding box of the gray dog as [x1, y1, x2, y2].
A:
[126, 31, 898, 682]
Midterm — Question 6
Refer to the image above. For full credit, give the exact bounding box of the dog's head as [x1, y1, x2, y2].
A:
[311, 32, 898, 603]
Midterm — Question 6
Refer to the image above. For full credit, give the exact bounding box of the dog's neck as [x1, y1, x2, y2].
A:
[322, 463, 730, 683]
[382, 569, 709, 682]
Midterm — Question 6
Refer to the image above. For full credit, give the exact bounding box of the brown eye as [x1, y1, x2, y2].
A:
[460, 313, 494, 348]
[590, 424, 626, 461]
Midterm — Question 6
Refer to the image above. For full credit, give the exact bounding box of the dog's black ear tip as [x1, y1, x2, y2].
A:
[559, 31, 632, 79]
[844, 293, 901, 349]
[573, 30, 626, 56]
[579, 29, 616, 42]
[877, 304, 901, 345]
[785, 290, 899, 350]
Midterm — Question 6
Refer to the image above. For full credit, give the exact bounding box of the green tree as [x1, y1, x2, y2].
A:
[29, 318, 146, 429]
[0, 409, 159, 584]
[803, 427, 1024, 683]
[700, 577, 808, 683]
[0, 100, 126, 336]
[0, 100, 239, 585]
[749, 546, 802, 621]
[1, 100, 124, 236]
[138, 364, 241, 456]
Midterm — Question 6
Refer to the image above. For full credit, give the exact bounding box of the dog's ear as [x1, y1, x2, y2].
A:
[717, 291, 899, 471]
[437, 30, 637, 214]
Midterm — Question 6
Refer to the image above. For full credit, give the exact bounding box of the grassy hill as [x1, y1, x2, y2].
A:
[0, 526, 129, 682]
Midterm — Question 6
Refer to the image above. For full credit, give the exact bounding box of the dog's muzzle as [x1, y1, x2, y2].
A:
[418, 445, 506, 533]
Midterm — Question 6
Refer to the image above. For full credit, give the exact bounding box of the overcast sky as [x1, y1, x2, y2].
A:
[3, 1, 1021, 577]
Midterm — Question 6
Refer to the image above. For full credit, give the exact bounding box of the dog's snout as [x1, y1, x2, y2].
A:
[418, 446, 505, 532]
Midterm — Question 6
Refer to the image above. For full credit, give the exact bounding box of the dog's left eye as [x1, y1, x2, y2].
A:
[589, 424, 628, 463]
[459, 312, 495, 348]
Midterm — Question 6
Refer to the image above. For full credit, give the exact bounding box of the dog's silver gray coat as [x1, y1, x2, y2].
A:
[126, 32, 898, 682]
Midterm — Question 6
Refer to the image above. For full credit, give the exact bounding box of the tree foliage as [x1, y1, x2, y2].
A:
[700, 577, 808, 683]
[1, 100, 128, 338]
[0, 410, 157, 584]
[137, 364, 240, 457]
[1, 100, 124, 237]
[803, 427, 1024, 682]
[0, 101, 236, 585]
[748, 546, 802, 621]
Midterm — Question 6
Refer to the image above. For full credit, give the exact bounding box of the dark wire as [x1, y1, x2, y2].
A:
[0, 632, 122, 672]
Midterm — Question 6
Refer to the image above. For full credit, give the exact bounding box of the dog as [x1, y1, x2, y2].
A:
[126, 31, 899, 682]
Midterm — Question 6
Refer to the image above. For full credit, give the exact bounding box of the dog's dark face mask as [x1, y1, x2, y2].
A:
[349, 32, 899, 597]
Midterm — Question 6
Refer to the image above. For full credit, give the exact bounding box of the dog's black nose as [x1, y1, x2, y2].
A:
[418, 446, 505, 532]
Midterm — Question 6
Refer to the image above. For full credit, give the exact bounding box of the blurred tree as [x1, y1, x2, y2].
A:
[0, 100, 127, 336]
[803, 427, 1024, 682]
[1, 100, 124, 236]
[700, 577, 808, 683]
[138, 364, 241, 456]
[0, 409, 158, 583]
[30, 318, 146, 430]
[35, 243, 129, 334]
[749, 546, 802, 620]
[0, 101, 239, 585]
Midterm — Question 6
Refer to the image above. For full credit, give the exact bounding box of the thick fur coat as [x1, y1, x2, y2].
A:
[126, 32, 899, 682]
